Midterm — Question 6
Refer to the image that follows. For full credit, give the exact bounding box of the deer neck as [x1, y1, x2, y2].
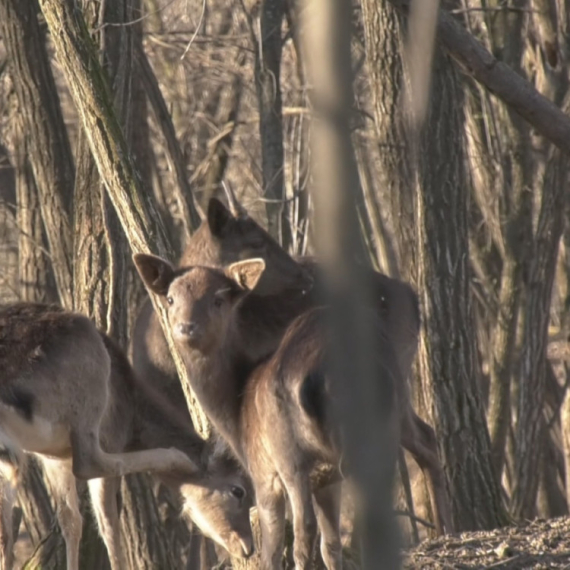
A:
[182, 339, 247, 463]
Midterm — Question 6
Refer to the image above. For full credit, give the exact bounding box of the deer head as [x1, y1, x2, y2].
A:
[181, 198, 312, 297]
[134, 254, 265, 353]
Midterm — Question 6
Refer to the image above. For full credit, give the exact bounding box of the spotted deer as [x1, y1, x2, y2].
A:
[134, 255, 403, 569]
[132, 191, 452, 536]
[0, 303, 253, 570]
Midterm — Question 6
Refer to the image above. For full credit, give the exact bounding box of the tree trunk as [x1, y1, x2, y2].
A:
[10, 106, 64, 567]
[360, 0, 412, 275]
[301, 1, 399, 568]
[119, 475, 177, 570]
[512, 146, 567, 518]
[14, 127, 56, 304]
[253, 0, 290, 247]
[17, 460, 65, 568]
[38, 0, 212, 440]
[0, 0, 74, 308]
[72, 0, 186, 566]
[412, 50, 508, 531]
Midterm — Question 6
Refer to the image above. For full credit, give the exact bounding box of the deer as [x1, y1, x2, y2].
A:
[134, 254, 400, 569]
[132, 191, 453, 536]
[0, 302, 254, 570]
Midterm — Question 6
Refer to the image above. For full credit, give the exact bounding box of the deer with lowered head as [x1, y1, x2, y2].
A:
[132, 192, 453, 536]
[0, 303, 253, 570]
[134, 254, 402, 570]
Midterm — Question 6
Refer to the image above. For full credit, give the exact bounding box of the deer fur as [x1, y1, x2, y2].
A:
[134, 257, 401, 570]
[0, 303, 253, 570]
[132, 197, 452, 535]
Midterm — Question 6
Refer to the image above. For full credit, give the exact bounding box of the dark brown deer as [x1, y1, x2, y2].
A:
[132, 194, 452, 535]
[134, 255, 399, 569]
[0, 303, 253, 570]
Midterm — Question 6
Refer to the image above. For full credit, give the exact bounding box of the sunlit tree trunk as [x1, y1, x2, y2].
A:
[0, 0, 74, 308]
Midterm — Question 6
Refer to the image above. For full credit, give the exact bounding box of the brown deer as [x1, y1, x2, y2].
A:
[132, 193, 452, 536]
[0, 303, 253, 570]
[134, 255, 400, 569]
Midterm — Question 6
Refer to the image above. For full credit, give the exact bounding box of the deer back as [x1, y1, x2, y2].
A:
[0, 303, 111, 457]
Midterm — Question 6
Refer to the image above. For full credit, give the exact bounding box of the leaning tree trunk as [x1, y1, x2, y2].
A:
[38, 0, 211, 440]
[0, 0, 74, 308]
[36, 2, 262, 567]
[411, 49, 508, 531]
[72, 0, 189, 566]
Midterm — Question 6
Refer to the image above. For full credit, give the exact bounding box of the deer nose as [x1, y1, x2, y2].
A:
[176, 322, 198, 338]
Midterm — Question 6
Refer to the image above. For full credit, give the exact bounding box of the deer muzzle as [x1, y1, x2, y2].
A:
[175, 322, 200, 341]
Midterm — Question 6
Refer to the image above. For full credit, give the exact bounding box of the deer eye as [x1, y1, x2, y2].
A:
[230, 485, 245, 500]
[166, 296, 174, 306]
[213, 296, 224, 308]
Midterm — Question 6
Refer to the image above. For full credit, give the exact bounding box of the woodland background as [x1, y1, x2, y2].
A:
[0, 0, 569, 568]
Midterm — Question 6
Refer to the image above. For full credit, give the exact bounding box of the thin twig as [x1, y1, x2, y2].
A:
[394, 510, 436, 530]
[181, 0, 206, 60]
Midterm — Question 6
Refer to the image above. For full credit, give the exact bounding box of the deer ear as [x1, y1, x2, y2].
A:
[208, 198, 235, 237]
[133, 253, 175, 296]
[225, 259, 266, 292]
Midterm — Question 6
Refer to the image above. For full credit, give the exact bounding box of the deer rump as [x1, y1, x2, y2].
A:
[241, 306, 395, 491]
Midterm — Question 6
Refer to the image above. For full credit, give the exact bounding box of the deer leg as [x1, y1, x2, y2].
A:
[0, 475, 16, 570]
[256, 484, 286, 570]
[313, 483, 342, 570]
[69, 430, 196, 480]
[281, 474, 318, 570]
[88, 477, 125, 570]
[400, 409, 453, 534]
[41, 458, 82, 570]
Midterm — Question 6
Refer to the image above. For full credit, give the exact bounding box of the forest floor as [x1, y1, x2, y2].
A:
[403, 516, 570, 569]
[13, 515, 570, 568]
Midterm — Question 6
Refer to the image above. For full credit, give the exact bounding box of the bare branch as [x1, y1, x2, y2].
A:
[388, 0, 570, 155]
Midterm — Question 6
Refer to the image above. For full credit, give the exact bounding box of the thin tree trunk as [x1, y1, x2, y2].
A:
[360, 0, 412, 274]
[73, 1, 184, 566]
[512, 147, 567, 518]
[252, 0, 290, 247]
[135, 46, 201, 235]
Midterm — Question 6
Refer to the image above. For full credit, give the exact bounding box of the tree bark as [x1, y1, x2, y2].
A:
[412, 49, 508, 531]
[13, 124, 56, 304]
[119, 475, 177, 570]
[0, 0, 74, 308]
[460, 0, 533, 480]
[38, 0, 212, 439]
[386, 0, 570, 155]
[360, 0, 413, 275]
[135, 46, 202, 235]
[252, 0, 290, 247]
[512, 146, 567, 518]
